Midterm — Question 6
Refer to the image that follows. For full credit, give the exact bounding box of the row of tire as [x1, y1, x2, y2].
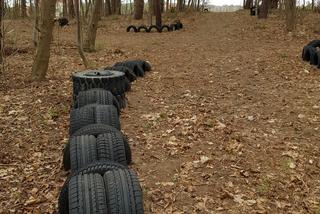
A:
[126, 21, 183, 33]
[58, 60, 151, 213]
[302, 39, 320, 67]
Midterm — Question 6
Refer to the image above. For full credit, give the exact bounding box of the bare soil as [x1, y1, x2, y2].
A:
[0, 10, 319, 213]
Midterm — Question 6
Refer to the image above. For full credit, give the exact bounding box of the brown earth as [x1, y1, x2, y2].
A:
[0, 10, 319, 213]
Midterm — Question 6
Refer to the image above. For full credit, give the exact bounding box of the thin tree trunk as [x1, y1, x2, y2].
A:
[63, 0, 68, 17]
[32, 0, 39, 47]
[31, 0, 57, 81]
[74, 0, 89, 67]
[244, 0, 253, 9]
[68, 0, 75, 18]
[83, 0, 102, 52]
[29, 0, 33, 15]
[154, 0, 161, 27]
[105, 0, 111, 15]
[21, 0, 27, 17]
[0, 0, 3, 65]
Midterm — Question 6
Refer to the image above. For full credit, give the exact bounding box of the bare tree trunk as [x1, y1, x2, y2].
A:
[105, 0, 111, 15]
[312, 0, 314, 10]
[270, 0, 278, 9]
[285, 0, 296, 31]
[176, 0, 183, 11]
[63, 0, 68, 17]
[74, 0, 89, 67]
[68, 0, 75, 18]
[83, 0, 102, 52]
[0, 0, 3, 65]
[258, 0, 270, 18]
[244, 0, 253, 9]
[133, 0, 144, 19]
[166, 0, 169, 11]
[21, 0, 27, 17]
[29, 0, 33, 15]
[154, 0, 161, 27]
[31, 0, 57, 81]
[32, 0, 39, 47]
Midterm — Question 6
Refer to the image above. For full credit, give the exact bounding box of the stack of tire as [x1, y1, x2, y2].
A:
[302, 40, 320, 68]
[58, 60, 151, 214]
[127, 20, 183, 33]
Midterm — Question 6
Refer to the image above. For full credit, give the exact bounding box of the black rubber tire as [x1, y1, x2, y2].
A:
[115, 94, 127, 109]
[72, 69, 130, 102]
[137, 25, 150, 33]
[169, 23, 177, 31]
[309, 47, 318, 65]
[148, 25, 162, 33]
[59, 161, 127, 214]
[104, 168, 144, 214]
[114, 61, 145, 77]
[72, 124, 122, 137]
[317, 51, 320, 68]
[70, 135, 97, 171]
[74, 88, 120, 114]
[307, 39, 320, 47]
[63, 142, 71, 171]
[126, 25, 138, 32]
[70, 104, 120, 135]
[68, 173, 107, 214]
[302, 45, 311, 61]
[97, 132, 131, 165]
[134, 60, 152, 72]
[174, 21, 183, 29]
[161, 25, 171, 32]
[105, 65, 137, 82]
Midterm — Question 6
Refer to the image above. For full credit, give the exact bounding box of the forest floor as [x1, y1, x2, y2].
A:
[0, 10, 320, 214]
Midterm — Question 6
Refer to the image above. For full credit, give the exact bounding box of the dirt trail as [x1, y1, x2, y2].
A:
[0, 11, 319, 213]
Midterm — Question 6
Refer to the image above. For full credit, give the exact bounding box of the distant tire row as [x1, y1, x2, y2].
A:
[302, 40, 320, 68]
[127, 20, 183, 33]
[58, 60, 151, 213]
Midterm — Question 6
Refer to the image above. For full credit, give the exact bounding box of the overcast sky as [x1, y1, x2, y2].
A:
[210, 0, 242, 6]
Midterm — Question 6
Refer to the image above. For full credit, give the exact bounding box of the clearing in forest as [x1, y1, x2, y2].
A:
[0, 11, 319, 213]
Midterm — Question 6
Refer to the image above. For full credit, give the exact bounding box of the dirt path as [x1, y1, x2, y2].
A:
[0, 11, 319, 213]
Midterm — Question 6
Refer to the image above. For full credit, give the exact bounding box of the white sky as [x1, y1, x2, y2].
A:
[209, 0, 242, 6]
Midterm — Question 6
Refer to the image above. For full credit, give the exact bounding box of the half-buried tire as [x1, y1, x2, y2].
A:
[105, 65, 137, 82]
[126, 25, 138, 32]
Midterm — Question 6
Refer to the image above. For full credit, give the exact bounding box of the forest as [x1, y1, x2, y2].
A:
[0, 0, 320, 213]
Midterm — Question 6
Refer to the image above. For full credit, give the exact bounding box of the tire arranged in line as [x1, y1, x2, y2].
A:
[301, 39, 320, 69]
[126, 20, 184, 33]
[58, 59, 151, 213]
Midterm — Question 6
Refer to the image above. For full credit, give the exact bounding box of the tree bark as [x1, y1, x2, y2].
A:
[83, 0, 102, 52]
[133, 0, 144, 19]
[74, 0, 89, 67]
[32, 0, 39, 47]
[154, 0, 161, 27]
[270, 0, 278, 9]
[177, 0, 183, 11]
[105, 0, 111, 15]
[68, 0, 75, 18]
[258, 0, 270, 18]
[0, 0, 3, 65]
[285, 0, 296, 31]
[63, 0, 68, 17]
[244, 0, 253, 9]
[21, 0, 27, 17]
[31, 0, 57, 81]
